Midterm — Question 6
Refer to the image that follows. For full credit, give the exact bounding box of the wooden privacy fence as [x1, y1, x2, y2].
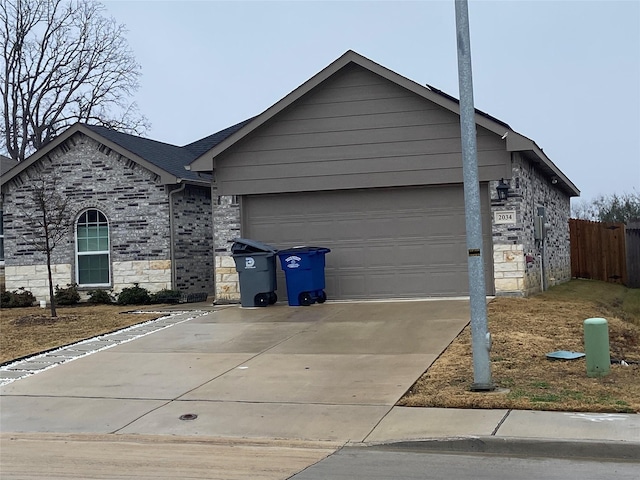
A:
[626, 221, 640, 288]
[569, 219, 627, 285]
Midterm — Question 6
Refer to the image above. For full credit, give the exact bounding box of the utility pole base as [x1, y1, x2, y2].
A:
[470, 383, 495, 392]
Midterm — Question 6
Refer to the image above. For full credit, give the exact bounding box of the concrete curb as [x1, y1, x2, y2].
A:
[360, 436, 640, 461]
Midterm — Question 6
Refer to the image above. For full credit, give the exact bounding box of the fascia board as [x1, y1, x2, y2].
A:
[178, 177, 211, 187]
[1, 124, 82, 187]
[507, 132, 580, 196]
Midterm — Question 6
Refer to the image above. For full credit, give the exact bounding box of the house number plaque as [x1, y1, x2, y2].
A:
[494, 210, 516, 225]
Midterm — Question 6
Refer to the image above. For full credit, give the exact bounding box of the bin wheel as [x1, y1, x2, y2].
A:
[299, 292, 313, 306]
[255, 293, 269, 307]
[316, 291, 327, 304]
[268, 292, 278, 305]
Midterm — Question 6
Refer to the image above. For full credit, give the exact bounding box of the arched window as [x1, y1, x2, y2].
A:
[76, 209, 110, 286]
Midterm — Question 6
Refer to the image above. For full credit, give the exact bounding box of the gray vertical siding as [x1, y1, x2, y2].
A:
[214, 64, 510, 195]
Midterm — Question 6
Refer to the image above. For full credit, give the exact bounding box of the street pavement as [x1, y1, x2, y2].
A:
[1, 300, 638, 479]
[288, 446, 640, 480]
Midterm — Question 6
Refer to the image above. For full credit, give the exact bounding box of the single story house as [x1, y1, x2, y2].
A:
[189, 50, 580, 301]
[1, 50, 580, 303]
[0, 121, 248, 301]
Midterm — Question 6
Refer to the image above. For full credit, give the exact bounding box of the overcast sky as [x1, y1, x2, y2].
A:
[102, 0, 640, 203]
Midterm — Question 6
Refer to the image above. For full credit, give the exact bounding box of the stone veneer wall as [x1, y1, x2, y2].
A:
[491, 152, 572, 296]
[111, 260, 172, 294]
[213, 195, 241, 302]
[172, 185, 215, 294]
[3, 264, 72, 301]
[2, 132, 175, 300]
[5, 260, 172, 302]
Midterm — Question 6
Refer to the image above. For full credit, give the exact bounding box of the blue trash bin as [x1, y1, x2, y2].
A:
[277, 247, 330, 306]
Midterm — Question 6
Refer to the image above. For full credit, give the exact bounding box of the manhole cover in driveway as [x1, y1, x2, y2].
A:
[179, 413, 198, 421]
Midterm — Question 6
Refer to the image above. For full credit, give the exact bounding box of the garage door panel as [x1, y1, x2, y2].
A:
[333, 267, 470, 299]
[365, 245, 398, 267]
[243, 186, 493, 299]
[331, 245, 366, 268]
[395, 217, 427, 237]
[429, 215, 466, 235]
[426, 243, 466, 265]
[427, 270, 469, 295]
[335, 274, 367, 297]
[365, 271, 428, 296]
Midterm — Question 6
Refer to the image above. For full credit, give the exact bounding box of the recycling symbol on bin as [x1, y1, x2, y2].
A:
[245, 257, 256, 269]
[285, 255, 301, 269]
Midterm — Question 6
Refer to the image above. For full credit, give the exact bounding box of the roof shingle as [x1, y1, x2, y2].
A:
[84, 125, 204, 182]
[83, 119, 253, 183]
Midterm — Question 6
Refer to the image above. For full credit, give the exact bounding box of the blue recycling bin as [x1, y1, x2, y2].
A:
[277, 247, 330, 306]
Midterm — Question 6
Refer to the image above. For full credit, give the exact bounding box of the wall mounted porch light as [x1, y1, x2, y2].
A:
[496, 178, 510, 201]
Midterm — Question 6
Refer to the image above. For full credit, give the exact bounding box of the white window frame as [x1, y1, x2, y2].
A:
[75, 208, 111, 287]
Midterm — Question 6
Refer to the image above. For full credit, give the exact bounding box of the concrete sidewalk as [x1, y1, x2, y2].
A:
[1, 301, 638, 479]
[366, 407, 640, 460]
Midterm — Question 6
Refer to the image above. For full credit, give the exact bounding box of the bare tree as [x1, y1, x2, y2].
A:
[20, 176, 72, 317]
[572, 191, 640, 224]
[0, 0, 148, 161]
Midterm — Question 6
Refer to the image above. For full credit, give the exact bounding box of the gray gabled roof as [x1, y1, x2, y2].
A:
[84, 124, 206, 183]
[0, 154, 18, 176]
[188, 50, 579, 197]
[183, 118, 255, 158]
[1, 121, 249, 188]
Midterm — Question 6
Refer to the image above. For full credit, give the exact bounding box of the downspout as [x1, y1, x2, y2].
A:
[169, 181, 186, 290]
[539, 239, 545, 292]
[211, 180, 217, 302]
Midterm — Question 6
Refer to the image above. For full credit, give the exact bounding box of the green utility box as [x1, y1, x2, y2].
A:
[583, 317, 610, 378]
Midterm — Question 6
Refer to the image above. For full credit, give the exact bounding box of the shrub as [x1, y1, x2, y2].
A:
[117, 283, 150, 305]
[87, 289, 115, 305]
[150, 289, 182, 304]
[54, 283, 81, 305]
[0, 287, 36, 308]
[0, 289, 10, 306]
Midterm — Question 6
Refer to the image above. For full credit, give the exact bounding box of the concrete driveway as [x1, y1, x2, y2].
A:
[0, 300, 470, 443]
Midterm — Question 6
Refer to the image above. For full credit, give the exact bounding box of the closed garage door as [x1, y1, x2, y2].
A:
[243, 185, 494, 300]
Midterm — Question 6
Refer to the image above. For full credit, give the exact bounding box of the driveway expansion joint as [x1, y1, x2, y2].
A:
[491, 408, 512, 436]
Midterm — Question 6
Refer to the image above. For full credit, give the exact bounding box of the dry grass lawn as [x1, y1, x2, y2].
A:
[0, 304, 163, 364]
[400, 280, 640, 413]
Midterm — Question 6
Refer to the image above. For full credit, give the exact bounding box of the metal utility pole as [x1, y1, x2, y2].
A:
[454, 0, 493, 391]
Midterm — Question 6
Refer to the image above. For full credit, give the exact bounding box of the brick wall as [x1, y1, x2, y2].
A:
[2, 132, 215, 299]
[172, 184, 215, 294]
[490, 152, 572, 296]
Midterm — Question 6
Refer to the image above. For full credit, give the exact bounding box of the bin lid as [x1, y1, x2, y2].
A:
[231, 238, 278, 253]
[277, 246, 331, 256]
